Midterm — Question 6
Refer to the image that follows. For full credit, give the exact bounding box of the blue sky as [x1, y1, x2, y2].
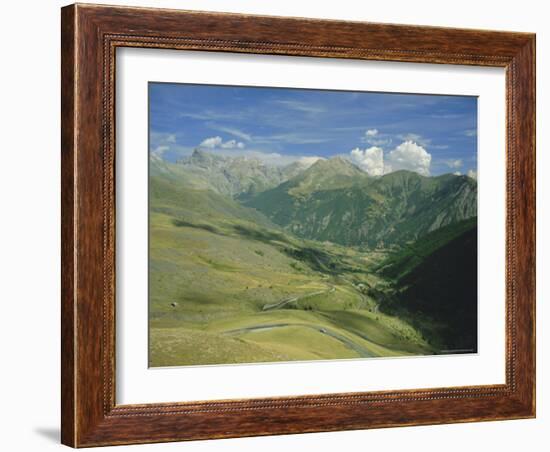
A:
[149, 82, 477, 177]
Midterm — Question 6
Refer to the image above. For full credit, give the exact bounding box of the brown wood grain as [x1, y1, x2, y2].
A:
[61, 3, 536, 447]
[60, 5, 76, 446]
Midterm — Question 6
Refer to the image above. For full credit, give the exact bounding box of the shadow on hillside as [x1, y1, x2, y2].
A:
[172, 218, 220, 234]
[232, 224, 289, 244]
[171, 217, 362, 277]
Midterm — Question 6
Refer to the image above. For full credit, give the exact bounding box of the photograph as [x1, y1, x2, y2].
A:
[148, 83, 479, 367]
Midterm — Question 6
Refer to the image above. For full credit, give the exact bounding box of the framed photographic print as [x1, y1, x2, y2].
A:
[61, 3, 536, 447]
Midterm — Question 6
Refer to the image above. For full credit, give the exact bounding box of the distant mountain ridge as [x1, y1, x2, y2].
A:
[151, 151, 477, 249]
[149, 150, 479, 356]
[244, 156, 477, 248]
[284, 156, 366, 197]
[169, 149, 311, 198]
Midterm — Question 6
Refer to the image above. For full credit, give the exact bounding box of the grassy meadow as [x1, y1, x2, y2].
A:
[148, 173, 435, 367]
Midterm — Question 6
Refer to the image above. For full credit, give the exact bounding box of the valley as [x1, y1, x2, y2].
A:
[149, 151, 478, 367]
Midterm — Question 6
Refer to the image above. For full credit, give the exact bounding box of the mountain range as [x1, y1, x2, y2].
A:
[152, 150, 477, 249]
[243, 156, 477, 248]
[151, 149, 308, 198]
[149, 149, 479, 361]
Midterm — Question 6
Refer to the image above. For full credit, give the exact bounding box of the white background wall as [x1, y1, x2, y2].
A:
[0, 0, 546, 450]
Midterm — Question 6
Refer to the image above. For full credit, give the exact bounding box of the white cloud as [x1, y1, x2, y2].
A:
[362, 129, 392, 147]
[453, 171, 462, 176]
[200, 136, 245, 149]
[349, 146, 385, 176]
[349, 140, 432, 176]
[150, 132, 177, 149]
[399, 133, 421, 142]
[398, 133, 431, 147]
[255, 133, 330, 145]
[200, 136, 223, 148]
[151, 145, 169, 156]
[272, 100, 325, 114]
[386, 141, 432, 176]
[467, 169, 477, 180]
[180, 110, 248, 122]
[220, 139, 245, 149]
[365, 137, 392, 146]
[149, 132, 190, 159]
[446, 159, 463, 169]
[215, 126, 251, 141]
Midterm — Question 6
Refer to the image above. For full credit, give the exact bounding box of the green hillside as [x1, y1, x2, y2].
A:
[150, 174, 275, 228]
[149, 169, 434, 366]
[149, 151, 478, 366]
[375, 223, 478, 352]
[245, 159, 477, 248]
[375, 217, 477, 279]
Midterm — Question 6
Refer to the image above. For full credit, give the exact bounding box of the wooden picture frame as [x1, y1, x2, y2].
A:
[61, 3, 535, 447]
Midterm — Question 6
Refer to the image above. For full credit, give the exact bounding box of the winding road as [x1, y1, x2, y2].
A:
[262, 286, 335, 311]
[223, 322, 375, 358]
